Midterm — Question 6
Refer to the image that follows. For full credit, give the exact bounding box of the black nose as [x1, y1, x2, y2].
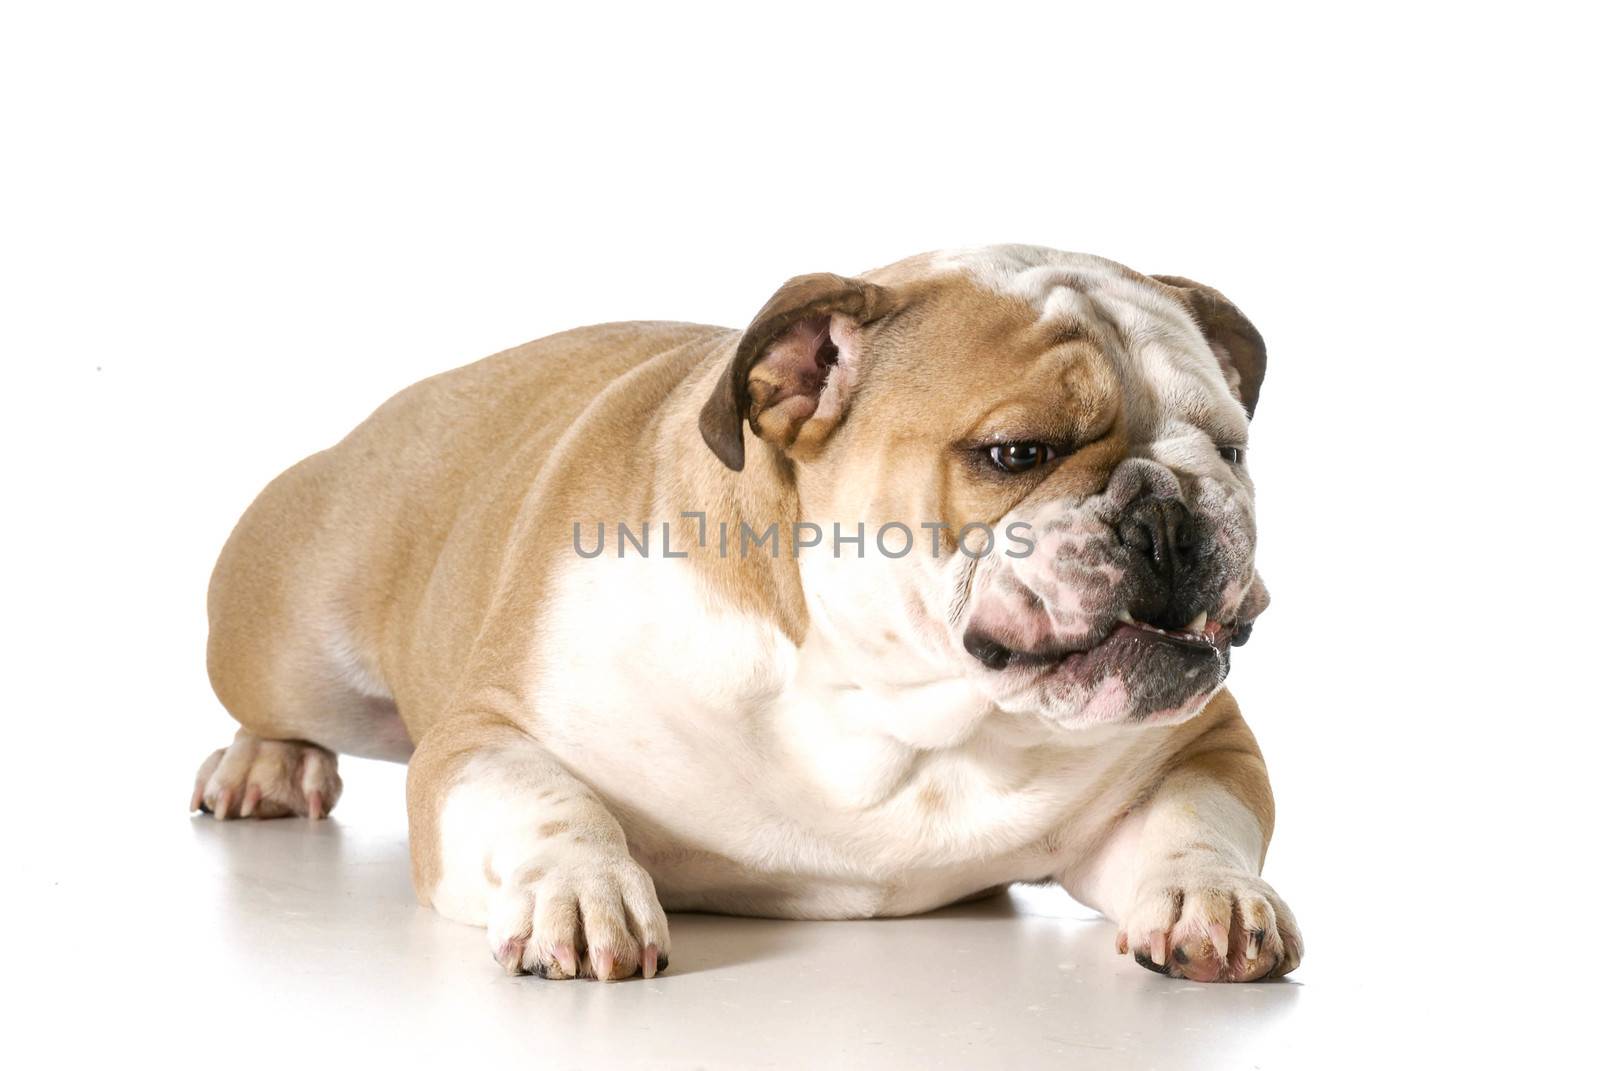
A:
[1117, 494, 1202, 629]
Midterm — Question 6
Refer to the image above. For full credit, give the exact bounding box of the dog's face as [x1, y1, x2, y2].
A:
[701, 246, 1269, 731]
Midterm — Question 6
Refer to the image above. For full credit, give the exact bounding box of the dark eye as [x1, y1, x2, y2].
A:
[1219, 446, 1245, 464]
[987, 442, 1058, 474]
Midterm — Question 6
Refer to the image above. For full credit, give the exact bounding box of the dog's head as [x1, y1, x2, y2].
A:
[701, 245, 1269, 731]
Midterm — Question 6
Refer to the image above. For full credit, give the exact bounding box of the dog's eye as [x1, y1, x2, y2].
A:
[1219, 446, 1245, 464]
[988, 442, 1057, 474]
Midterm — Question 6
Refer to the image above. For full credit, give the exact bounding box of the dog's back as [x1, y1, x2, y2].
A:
[205, 320, 727, 760]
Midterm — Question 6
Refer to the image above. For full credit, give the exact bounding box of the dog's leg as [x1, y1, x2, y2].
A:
[191, 729, 342, 820]
[1063, 701, 1302, 982]
[407, 711, 670, 981]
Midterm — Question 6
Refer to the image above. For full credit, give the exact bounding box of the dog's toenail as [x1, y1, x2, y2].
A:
[1133, 952, 1171, 976]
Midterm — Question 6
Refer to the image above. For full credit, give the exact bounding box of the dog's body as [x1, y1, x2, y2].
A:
[196, 246, 1300, 983]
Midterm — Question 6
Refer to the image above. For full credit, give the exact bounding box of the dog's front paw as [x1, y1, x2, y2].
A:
[1117, 863, 1301, 982]
[486, 849, 670, 981]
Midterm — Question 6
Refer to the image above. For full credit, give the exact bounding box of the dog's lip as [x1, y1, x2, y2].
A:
[988, 615, 1240, 672]
[1109, 614, 1233, 653]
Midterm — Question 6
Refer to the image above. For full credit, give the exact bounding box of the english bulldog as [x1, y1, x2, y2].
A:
[194, 245, 1301, 983]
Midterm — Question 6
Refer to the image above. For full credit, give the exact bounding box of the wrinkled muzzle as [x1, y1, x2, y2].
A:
[960, 459, 1268, 726]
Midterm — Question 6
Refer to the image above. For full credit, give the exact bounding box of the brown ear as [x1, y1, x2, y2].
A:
[699, 272, 896, 471]
[1151, 275, 1268, 418]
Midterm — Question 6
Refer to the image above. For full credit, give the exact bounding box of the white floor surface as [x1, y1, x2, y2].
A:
[11, 753, 1569, 1069]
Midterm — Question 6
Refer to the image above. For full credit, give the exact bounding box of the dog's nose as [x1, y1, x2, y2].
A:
[1117, 494, 1202, 629]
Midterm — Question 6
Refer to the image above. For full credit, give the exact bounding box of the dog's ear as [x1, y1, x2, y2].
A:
[699, 273, 897, 471]
[1151, 275, 1268, 418]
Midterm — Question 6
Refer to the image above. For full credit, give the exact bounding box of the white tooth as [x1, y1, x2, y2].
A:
[1117, 609, 1136, 624]
[1185, 612, 1208, 634]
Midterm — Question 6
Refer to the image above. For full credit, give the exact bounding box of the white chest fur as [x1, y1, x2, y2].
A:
[529, 556, 1145, 917]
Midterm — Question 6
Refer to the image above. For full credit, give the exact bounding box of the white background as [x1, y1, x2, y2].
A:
[3, 2, 1593, 1066]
